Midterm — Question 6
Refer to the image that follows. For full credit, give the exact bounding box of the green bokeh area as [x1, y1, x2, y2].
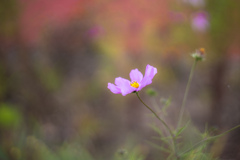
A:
[0, 103, 22, 129]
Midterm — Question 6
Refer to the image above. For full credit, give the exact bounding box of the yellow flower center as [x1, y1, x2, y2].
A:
[130, 81, 139, 88]
[199, 48, 205, 55]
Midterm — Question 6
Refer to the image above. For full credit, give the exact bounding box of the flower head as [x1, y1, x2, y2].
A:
[108, 65, 157, 96]
[192, 48, 206, 61]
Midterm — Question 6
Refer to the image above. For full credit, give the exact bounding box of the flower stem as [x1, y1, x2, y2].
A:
[177, 59, 197, 129]
[136, 92, 179, 159]
[179, 125, 240, 156]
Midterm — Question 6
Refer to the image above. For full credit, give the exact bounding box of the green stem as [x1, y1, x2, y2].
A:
[136, 92, 179, 159]
[177, 59, 197, 129]
[179, 125, 240, 156]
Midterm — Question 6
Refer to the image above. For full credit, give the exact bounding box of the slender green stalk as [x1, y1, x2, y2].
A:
[179, 125, 240, 156]
[136, 92, 179, 159]
[177, 59, 197, 129]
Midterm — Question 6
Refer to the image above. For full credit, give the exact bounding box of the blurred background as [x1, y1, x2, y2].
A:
[0, 0, 240, 159]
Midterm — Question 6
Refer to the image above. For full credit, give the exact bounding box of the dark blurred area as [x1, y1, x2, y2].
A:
[0, 0, 240, 159]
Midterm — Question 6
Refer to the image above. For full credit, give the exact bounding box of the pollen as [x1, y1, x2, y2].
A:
[130, 81, 140, 88]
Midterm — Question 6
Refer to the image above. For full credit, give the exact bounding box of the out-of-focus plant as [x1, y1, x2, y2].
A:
[0, 103, 22, 129]
[114, 147, 147, 160]
[108, 48, 240, 159]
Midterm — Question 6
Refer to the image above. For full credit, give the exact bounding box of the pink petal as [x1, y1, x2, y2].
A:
[115, 77, 135, 96]
[129, 69, 143, 82]
[108, 83, 121, 94]
[139, 65, 157, 90]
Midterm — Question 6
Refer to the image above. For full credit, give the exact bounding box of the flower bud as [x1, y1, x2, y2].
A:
[191, 48, 205, 61]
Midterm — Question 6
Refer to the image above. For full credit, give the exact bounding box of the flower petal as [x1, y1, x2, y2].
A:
[108, 83, 121, 94]
[129, 69, 143, 82]
[115, 77, 135, 96]
[139, 64, 157, 89]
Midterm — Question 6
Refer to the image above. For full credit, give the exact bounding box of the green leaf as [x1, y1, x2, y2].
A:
[149, 125, 172, 146]
[146, 88, 158, 96]
[146, 141, 171, 153]
[149, 124, 164, 137]
[160, 97, 172, 114]
[175, 121, 191, 137]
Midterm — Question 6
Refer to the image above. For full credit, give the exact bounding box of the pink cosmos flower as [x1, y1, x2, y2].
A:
[108, 65, 157, 96]
[191, 11, 209, 32]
